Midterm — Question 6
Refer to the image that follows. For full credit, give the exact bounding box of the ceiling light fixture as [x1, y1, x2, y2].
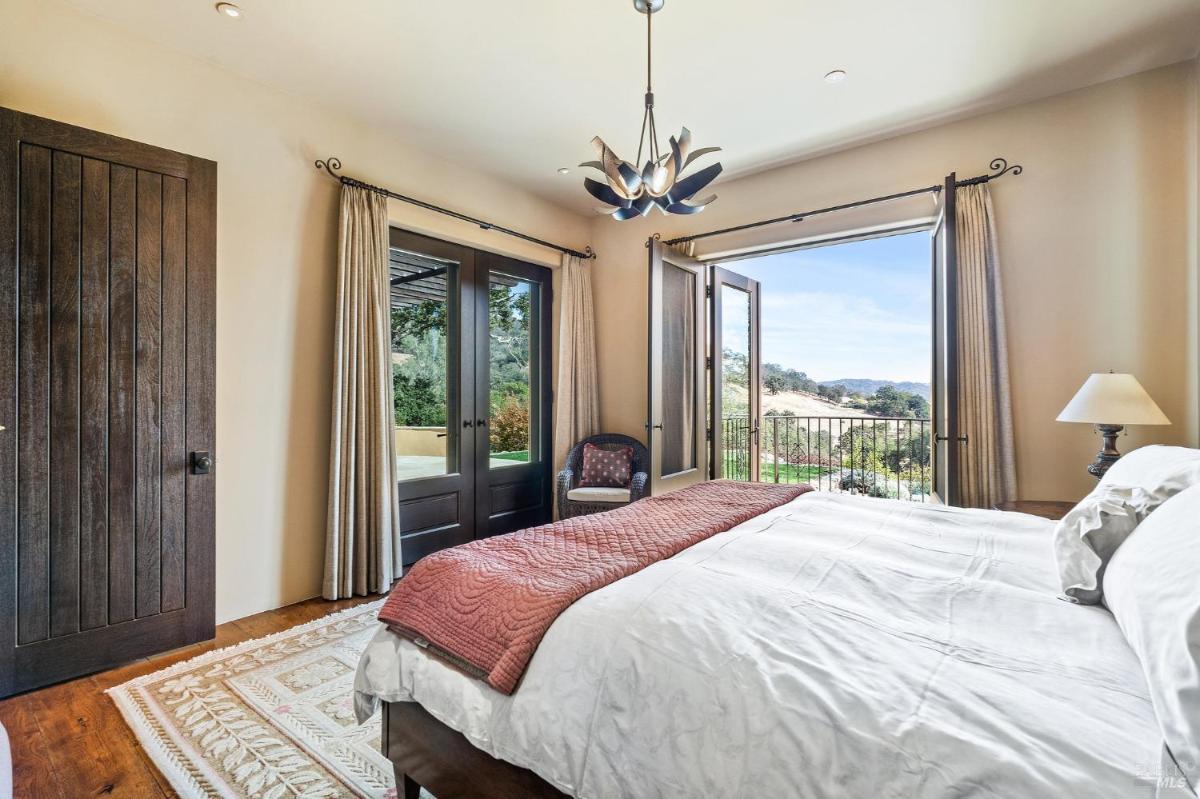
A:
[557, 167, 571, 175]
[215, 2, 242, 18]
[824, 69, 847, 83]
[580, 0, 722, 220]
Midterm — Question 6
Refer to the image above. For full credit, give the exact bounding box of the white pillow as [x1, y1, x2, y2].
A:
[1103, 483, 1200, 791]
[1052, 484, 1148, 604]
[1101, 445, 1200, 501]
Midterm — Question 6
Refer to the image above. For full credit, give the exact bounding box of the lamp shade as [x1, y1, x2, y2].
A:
[1056, 373, 1170, 425]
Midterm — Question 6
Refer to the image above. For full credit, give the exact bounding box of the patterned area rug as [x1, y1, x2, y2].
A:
[109, 599, 421, 799]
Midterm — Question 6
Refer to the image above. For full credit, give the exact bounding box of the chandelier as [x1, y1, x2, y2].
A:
[581, 0, 723, 221]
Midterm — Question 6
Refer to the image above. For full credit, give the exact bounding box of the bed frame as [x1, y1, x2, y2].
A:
[383, 700, 568, 798]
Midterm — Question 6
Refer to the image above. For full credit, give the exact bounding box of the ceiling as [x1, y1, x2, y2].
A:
[64, 0, 1200, 215]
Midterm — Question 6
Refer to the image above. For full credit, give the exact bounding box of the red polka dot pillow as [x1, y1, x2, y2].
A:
[579, 443, 634, 488]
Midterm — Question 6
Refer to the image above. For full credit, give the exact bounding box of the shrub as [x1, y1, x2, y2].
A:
[490, 396, 529, 453]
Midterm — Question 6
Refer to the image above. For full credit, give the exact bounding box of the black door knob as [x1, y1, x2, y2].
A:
[192, 451, 213, 475]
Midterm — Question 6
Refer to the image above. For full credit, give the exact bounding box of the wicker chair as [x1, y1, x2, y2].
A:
[556, 434, 650, 519]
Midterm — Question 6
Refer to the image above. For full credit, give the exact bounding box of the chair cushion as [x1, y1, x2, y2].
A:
[567, 486, 631, 504]
[579, 443, 633, 488]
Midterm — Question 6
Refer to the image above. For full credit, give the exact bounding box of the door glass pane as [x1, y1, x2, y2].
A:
[390, 248, 459, 481]
[661, 262, 696, 476]
[489, 273, 535, 469]
[720, 284, 752, 480]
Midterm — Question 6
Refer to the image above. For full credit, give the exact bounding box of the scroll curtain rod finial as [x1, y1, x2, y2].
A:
[314, 157, 343, 179]
[987, 157, 1022, 179]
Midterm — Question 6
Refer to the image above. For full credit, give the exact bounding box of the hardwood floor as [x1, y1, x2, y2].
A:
[0, 594, 378, 798]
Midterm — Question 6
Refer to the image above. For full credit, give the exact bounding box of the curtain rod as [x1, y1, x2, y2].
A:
[663, 157, 1023, 247]
[314, 157, 596, 260]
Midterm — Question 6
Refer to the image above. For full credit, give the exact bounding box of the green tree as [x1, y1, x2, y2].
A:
[865, 385, 930, 419]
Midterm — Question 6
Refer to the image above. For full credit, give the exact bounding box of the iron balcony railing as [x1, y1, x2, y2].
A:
[719, 415, 932, 502]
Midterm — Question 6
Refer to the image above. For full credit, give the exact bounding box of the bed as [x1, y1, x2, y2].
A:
[355, 490, 1177, 798]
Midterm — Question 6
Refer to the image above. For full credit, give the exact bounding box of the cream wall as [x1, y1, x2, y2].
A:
[591, 61, 1200, 503]
[0, 0, 590, 623]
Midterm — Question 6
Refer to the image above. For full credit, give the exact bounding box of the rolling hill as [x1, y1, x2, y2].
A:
[819, 379, 931, 401]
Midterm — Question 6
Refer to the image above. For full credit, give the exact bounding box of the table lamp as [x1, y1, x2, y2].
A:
[1056, 372, 1170, 478]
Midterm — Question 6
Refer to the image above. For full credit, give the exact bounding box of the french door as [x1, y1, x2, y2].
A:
[931, 173, 962, 505]
[647, 241, 708, 494]
[388, 230, 552, 565]
[710, 266, 761, 481]
[1, 109, 216, 696]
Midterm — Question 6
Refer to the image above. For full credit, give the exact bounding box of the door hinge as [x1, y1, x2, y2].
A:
[705, 356, 713, 370]
[705, 285, 712, 298]
[705, 427, 712, 442]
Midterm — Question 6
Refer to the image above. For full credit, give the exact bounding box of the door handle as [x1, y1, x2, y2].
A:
[463, 420, 474, 428]
[191, 451, 214, 475]
[476, 418, 488, 428]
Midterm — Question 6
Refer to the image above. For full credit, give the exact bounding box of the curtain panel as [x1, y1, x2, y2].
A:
[324, 185, 401, 598]
[955, 183, 1017, 507]
[552, 254, 600, 496]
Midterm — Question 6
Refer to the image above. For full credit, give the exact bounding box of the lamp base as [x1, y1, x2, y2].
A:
[1087, 423, 1125, 479]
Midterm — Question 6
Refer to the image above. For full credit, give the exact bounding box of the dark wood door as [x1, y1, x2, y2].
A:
[389, 231, 553, 563]
[389, 229, 477, 564]
[474, 252, 553, 538]
[0, 109, 216, 696]
[710, 265, 761, 481]
[931, 173, 961, 505]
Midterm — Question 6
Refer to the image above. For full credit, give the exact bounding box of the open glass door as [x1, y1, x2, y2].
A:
[647, 240, 708, 494]
[711, 266, 761, 481]
[931, 173, 961, 505]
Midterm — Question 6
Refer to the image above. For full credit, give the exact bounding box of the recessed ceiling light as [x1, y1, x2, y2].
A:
[557, 167, 571, 175]
[215, 2, 242, 18]
[824, 69, 847, 83]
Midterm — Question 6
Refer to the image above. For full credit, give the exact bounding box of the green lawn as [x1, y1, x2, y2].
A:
[492, 450, 530, 462]
[721, 458, 834, 483]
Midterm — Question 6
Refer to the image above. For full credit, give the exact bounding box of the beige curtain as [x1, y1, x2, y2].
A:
[552, 254, 600, 475]
[955, 183, 1017, 507]
[324, 185, 401, 599]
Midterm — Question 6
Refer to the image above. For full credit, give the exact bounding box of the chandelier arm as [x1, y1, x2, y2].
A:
[635, 103, 649, 168]
[649, 107, 660, 163]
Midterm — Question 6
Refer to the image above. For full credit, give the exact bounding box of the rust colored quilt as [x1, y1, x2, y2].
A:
[377, 479, 811, 694]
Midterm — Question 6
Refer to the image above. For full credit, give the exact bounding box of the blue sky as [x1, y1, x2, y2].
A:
[728, 232, 931, 383]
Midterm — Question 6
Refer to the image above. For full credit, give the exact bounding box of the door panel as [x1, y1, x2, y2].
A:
[390, 230, 476, 563]
[476, 253, 553, 537]
[931, 173, 961, 505]
[711, 267, 761, 481]
[1, 108, 216, 696]
[647, 241, 708, 495]
[79, 157, 109, 631]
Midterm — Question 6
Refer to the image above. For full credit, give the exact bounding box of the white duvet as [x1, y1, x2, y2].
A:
[355, 492, 1172, 798]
